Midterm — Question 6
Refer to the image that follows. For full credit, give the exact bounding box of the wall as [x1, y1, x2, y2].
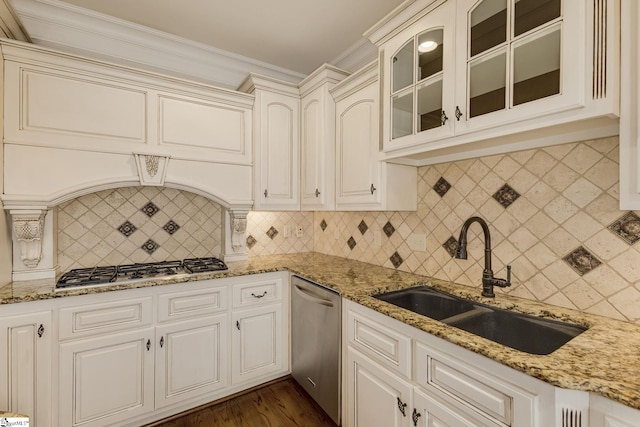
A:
[57, 186, 223, 272]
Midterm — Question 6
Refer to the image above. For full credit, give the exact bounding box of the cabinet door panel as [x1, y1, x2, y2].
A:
[413, 388, 500, 427]
[59, 328, 154, 427]
[156, 315, 229, 408]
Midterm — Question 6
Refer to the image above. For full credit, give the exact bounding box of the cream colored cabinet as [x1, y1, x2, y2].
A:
[331, 61, 417, 211]
[0, 309, 52, 427]
[343, 299, 590, 427]
[590, 393, 640, 427]
[239, 74, 300, 210]
[231, 275, 287, 385]
[369, 0, 619, 164]
[299, 65, 349, 211]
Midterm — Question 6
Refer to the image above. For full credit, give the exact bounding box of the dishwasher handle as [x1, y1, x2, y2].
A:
[293, 284, 335, 307]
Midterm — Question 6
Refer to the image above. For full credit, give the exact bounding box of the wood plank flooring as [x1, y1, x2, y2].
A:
[146, 377, 339, 427]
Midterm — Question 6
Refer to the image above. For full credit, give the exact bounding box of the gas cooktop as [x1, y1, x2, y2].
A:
[56, 257, 228, 288]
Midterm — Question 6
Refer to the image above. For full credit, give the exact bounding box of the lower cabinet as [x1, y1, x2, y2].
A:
[0, 309, 52, 427]
[56, 271, 289, 427]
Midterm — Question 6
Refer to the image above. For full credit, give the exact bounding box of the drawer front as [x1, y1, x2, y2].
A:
[158, 285, 228, 322]
[346, 309, 411, 378]
[415, 342, 512, 425]
[232, 277, 282, 308]
[59, 297, 153, 340]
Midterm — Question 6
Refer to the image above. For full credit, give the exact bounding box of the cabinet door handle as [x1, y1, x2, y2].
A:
[315, 188, 320, 197]
[397, 397, 407, 417]
[236, 320, 240, 330]
[412, 408, 421, 426]
[146, 339, 151, 351]
[455, 105, 463, 121]
[160, 336, 164, 348]
[264, 189, 268, 198]
[441, 110, 449, 126]
[251, 291, 268, 299]
[37, 324, 45, 338]
[370, 184, 377, 195]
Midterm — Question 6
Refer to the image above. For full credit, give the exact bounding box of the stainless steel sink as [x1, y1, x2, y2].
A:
[373, 286, 586, 355]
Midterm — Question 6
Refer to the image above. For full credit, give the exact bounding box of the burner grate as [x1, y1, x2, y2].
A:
[118, 260, 184, 279]
[183, 257, 228, 273]
[57, 266, 118, 287]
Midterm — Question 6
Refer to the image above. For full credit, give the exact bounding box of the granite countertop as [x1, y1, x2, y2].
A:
[1, 252, 639, 410]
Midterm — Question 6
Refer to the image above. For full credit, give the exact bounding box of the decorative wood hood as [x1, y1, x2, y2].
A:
[1, 39, 256, 281]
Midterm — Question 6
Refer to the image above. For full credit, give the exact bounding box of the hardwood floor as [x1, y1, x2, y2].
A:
[146, 377, 339, 427]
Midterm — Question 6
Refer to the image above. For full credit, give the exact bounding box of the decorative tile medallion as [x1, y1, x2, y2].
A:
[117, 221, 137, 237]
[390, 251, 403, 268]
[358, 220, 369, 235]
[141, 202, 160, 217]
[347, 237, 357, 250]
[266, 226, 279, 240]
[563, 246, 602, 275]
[320, 219, 328, 231]
[608, 212, 640, 245]
[163, 220, 180, 235]
[443, 236, 459, 257]
[246, 235, 257, 249]
[492, 184, 521, 208]
[383, 221, 396, 237]
[141, 239, 159, 254]
[433, 177, 452, 197]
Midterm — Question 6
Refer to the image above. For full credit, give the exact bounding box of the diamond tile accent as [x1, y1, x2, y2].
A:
[358, 220, 369, 235]
[390, 251, 403, 268]
[246, 235, 257, 249]
[433, 177, 452, 197]
[347, 237, 357, 250]
[492, 184, 521, 208]
[563, 246, 602, 275]
[608, 212, 640, 245]
[117, 221, 137, 237]
[383, 221, 395, 237]
[141, 201, 160, 217]
[443, 236, 459, 257]
[162, 220, 180, 235]
[266, 226, 279, 240]
[141, 239, 159, 254]
[320, 219, 328, 231]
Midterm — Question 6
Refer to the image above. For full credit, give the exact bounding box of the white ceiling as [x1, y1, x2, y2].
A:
[51, 0, 407, 75]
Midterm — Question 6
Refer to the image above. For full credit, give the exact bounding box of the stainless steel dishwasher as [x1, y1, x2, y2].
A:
[291, 275, 341, 425]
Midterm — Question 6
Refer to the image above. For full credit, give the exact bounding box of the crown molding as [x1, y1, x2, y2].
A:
[11, 0, 307, 89]
[0, 0, 30, 41]
[330, 37, 378, 73]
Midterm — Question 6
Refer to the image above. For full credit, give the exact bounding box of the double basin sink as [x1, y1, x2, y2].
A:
[374, 286, 586, 355]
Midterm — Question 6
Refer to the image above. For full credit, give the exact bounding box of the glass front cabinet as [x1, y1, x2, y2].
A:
[373, 0, 619, 159]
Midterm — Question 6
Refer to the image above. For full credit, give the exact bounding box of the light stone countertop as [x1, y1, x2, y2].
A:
[1, 252, 639, 410]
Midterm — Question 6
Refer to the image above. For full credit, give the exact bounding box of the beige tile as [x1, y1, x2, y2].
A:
[563, 143, 602, 174]
[543, 196, 579, 224]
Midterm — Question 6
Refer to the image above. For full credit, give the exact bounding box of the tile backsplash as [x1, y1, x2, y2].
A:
[57, 186, 223, 272]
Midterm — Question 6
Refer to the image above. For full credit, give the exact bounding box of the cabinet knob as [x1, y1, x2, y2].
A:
[370, 184, 377, 195]
[412, 408, 422, 426]
[441, 110, 449, 126]
[315, 188, 320, 197]
[146, 339, 151, 351]
[160, 336, 164, 348]
[264, 189, 268, 198]
[397, 397, 407, 417]
[455, 106, 463, 121]
[236, 320, 240, 330]
[37, 324, 45, 338]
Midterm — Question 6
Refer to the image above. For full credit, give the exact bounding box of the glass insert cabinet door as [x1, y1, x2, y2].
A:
[465, 0, 563, 119]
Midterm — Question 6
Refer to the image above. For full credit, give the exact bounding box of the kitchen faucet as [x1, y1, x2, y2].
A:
[455, 216, 511, 298]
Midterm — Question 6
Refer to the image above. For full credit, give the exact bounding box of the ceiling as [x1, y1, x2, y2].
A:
[51, 0, 407, 75]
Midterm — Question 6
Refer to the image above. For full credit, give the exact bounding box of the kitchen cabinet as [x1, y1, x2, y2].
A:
[590, 393, 640, 427]
[343, 299, 589, 427]
[299, 65, 350, 211]
[239, 74, 301, 210]
[0, 308, 52, 427]
[368, 0, 619, 164]
[331, 61, 417, 211]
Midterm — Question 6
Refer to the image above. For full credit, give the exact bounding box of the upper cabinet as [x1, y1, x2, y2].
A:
[239, 75, 301, 211]
[368, 0, 620, 164]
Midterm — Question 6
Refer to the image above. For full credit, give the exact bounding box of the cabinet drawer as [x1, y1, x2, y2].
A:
[158, 285, 228, 322]
[59, 297, 153, 340]
[346, 308, 411, 378]
[232, 277, 282, 308]
[415, 342, 512, 425]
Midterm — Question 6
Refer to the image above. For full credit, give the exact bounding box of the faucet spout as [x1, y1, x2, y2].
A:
[455, 216, 511, 298]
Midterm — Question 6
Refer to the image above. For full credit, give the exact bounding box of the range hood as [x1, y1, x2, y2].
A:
[1, 40, 255, 281]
